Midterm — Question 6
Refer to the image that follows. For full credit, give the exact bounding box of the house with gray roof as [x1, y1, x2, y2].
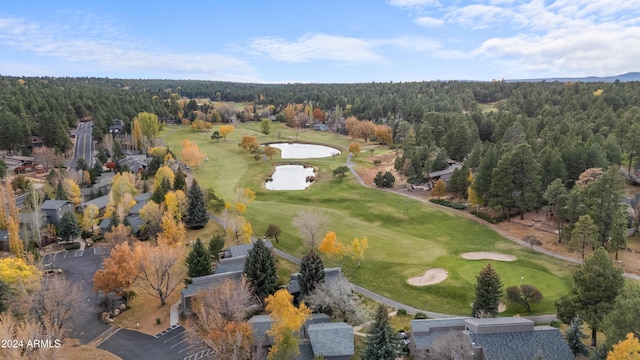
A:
[286, 267, 343, 295]
[180, 239, 274, 315]
[249, 313, 350, 359]
[306, 322, 354, 359]
[41, 200, 73, 226]
[81, 195, 110, 213]
[410, 317, 573, 360]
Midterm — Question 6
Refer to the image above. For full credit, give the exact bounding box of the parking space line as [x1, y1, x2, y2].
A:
[63, 251, 69, 258]
[162, 330, 187, 343]
[75, 249, 84, 257]
[170, 338, 188, 348]
[177, 344, 196, 353]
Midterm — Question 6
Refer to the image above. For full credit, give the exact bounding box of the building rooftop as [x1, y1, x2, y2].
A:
[181, 271, 243, 298]
[307, 322, 354, 357]
[248, 314, 274, 346]
[41, 200, 71, 210]
[468, 326, 574, 360]
[82, 195, 110, 210]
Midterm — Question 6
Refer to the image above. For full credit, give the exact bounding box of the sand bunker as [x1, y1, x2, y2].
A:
[461, 252, 516, 262]
[407, 268, 448, 286]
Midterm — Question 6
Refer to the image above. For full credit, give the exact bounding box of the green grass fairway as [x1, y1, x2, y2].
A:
[164, 123, 575, 315]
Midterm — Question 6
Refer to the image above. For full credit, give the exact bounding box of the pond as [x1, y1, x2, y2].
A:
[265, 165, 316, 190]
[267, 143, 341, 159]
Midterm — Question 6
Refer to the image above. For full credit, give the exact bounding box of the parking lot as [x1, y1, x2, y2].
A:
[99, 325, 213, 360]
[43, 246, 213, 359]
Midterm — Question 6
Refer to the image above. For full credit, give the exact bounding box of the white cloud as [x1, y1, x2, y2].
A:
[388, 0, 441, 9]
[247, 33, 385, 64]
[0, 16, 260, 81]
[445, 4, 527, 29]
[414, 16, 444, 27]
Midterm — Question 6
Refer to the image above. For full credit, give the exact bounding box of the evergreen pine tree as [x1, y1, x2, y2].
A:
[472, 264, 504, 318]
[565, 316, 589, 357]
[363, 304, 400, 360]
[151, 177, 170, 204]
[109, 211, 120, 231]
[185, 238, 212, 278]
[243, 239, 277, 300]
[174, 167, 187, 191]
[184, 179, 209, 229]
[58, 211, 81, 242]
[55, 181, 67, 200]
[208, 234, 225, 259]
[298, 250, 325, 297]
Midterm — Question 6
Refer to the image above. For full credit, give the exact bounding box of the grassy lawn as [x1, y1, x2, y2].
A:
[164, 123, 576, 316]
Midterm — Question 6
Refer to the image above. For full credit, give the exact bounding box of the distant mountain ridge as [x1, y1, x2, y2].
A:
[505, 72, 640, 83]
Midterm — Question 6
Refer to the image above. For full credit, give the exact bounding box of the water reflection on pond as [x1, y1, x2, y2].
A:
[265, 165, 315, 190]
[268, 143, 340, 159]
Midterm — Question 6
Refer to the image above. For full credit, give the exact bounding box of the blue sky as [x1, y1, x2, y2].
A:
[0, 0, 638, 83]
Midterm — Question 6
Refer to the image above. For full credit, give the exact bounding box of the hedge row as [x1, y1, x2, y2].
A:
[429, 198, 467, 210]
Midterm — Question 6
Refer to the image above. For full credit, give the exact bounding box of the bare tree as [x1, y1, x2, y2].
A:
[302, 277, 368, 325]
[185, 278, 260, 359]
[0, 312, 63, 360]
[33, 146, 61, 171]
[30, 277, 83, 340]
[417, 330, 475, 360]
[291, 209, 328, 249]
[104, 223, 135, 248]
[134, 243, 184, 306]
[101, 134, 114, 157]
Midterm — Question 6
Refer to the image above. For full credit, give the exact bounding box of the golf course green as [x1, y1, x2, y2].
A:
[164, 122, 575, 316]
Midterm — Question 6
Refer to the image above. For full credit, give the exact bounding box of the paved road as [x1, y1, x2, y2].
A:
[69, 121, 93, 169]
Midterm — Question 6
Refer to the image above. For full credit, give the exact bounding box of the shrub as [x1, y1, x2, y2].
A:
[373, 159, 381, 166]
[397, 308, 408, 316]
[156, 318, 161, 325]
[64, 242, 81, 250]
[374, 171, 395, 188]
[414, 312, 428, 319]
[428, 198, 466, 210]
[471, 210, 506, 224]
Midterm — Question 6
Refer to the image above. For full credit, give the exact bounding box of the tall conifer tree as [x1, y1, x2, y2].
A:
[185, 238, 211, 278]
[472, 264, 504, 318]
[363, 304, 400, 360]
[185, 179, 208, 229]
[243, 240, 277, 300]
[298, 251, 325, 297]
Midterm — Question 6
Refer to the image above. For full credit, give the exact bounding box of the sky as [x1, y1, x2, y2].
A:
[0, 0, 638, 83]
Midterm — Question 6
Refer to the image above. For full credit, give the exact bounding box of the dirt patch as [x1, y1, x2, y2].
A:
[58, 338, 121, 360]
[357, 152, 403, 188]
[461, 252, 516, 262]
[407, 268, 448, 286]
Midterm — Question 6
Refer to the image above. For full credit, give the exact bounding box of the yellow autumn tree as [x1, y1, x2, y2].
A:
[181, 140, 207, 168]
[432, 179, 447, 197]
[374, 124, 393, 145]
[318, 231, 345, 261]
[82, 204, 100, 233]
[158, 212, 186, 247]
[608, 333, 640, 360]
[8, 217, 24, 259]
[0, 186, 6, 229]
[349, 236, 369, 267]
[219, 125, 234, 140]
[467, 186, 482, 210]
[148, 146, 169, 159]
[111, 172, 138, 204]
[136, 112, 161, 141]
[225, 216, 251, 244]
[165, 190, 187, 221]
[0, 257, 41, 292]
[265, 289, 312, 360]
[154, 166, 175, 189]
[63, 178, 82, 206]
[132, 118, 143, 151]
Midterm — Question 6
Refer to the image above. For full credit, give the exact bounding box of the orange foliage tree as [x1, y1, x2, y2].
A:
[238, 135, 259, 152]
[345, 117, 359, 138]
[158, 212, 186, 246]
[374, 124, 393, 145]
[349, 142, 361, 156]
[318, 231, 345, 261]
[312, 108, 325, 122]
[181, 139, 207, 168]
[93, 242, 138, 296]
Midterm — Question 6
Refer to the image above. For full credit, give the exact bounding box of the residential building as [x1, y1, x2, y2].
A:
[40, 200, 74, 226]
[410, 317, 573, 360]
